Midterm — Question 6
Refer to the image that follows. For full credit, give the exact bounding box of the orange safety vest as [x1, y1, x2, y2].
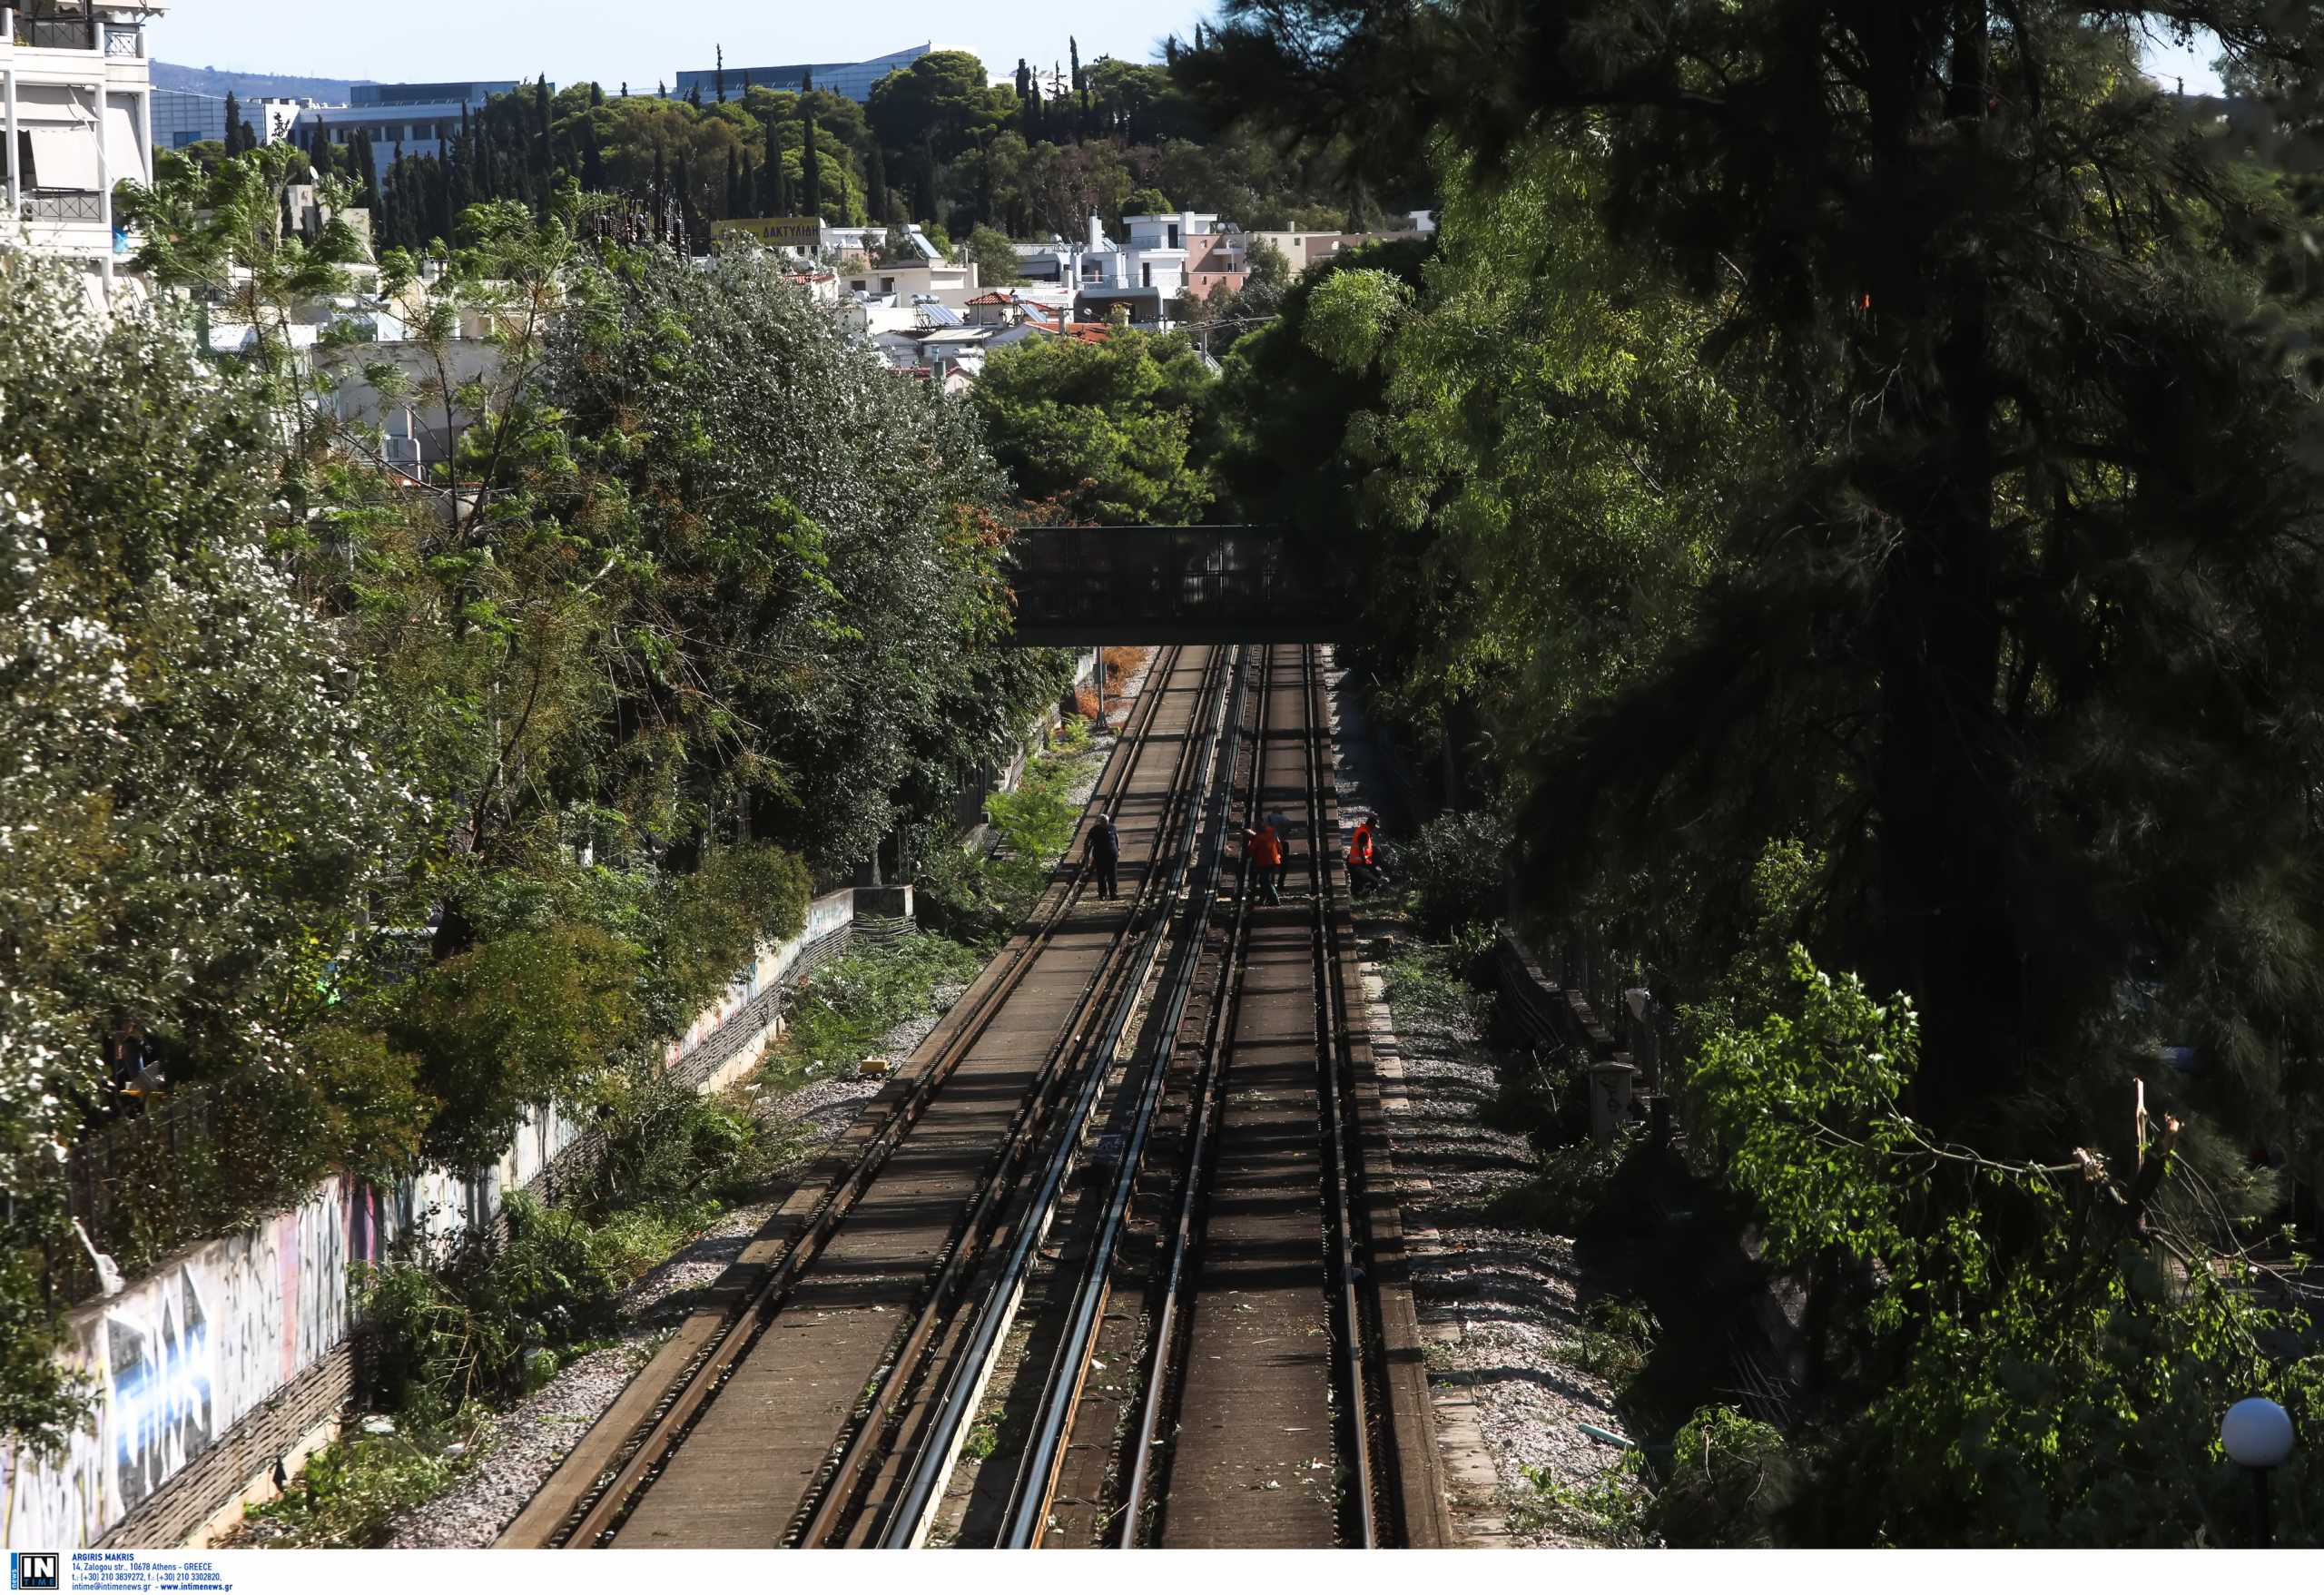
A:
[1249, 825, 1284, 867]
[1347, 823, 1375, 866]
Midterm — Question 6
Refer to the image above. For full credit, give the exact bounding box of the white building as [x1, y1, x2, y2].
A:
[1020, 212, 1236, 330]
[153, 86, 318, 151]
[3, 0, 159, 296]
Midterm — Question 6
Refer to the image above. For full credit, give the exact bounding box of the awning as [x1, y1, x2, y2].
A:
[103, 96, 139, 182]
[26, 124, 100, 191]
[11, 83, 95, 127]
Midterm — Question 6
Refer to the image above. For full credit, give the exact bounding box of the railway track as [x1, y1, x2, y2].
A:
[499, 643, 1448, 1551]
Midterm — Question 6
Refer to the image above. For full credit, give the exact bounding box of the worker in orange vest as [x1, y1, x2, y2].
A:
[1346, 813, 1380, 897]
[1243, 817, 1285, 904]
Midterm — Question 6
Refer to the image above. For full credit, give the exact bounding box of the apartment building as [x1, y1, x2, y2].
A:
[2, 0, 159, 296]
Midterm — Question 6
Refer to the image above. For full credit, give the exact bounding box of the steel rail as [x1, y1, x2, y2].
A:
[977, 645, 1253, 1549]
[1300, 642, 1380, 1549]
[538, 645, 1195, 1550]
[789, 644, 1233, 1549]
[1112, 643, 1282, 1545]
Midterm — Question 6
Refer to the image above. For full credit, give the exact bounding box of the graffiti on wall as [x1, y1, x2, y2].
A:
[4, 904, 852, 1550]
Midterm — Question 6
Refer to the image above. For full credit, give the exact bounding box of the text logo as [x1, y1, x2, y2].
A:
[9, 1552, 59, 1591]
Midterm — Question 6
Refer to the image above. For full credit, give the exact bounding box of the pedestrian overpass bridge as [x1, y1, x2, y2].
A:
[1007, 526, 1360, 645]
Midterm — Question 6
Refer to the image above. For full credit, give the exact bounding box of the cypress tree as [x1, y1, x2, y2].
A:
[590, 82, 604, 108]
[865, 142, 887, 225]
[351, 130, 381, 212]
[724, 146, 741, 219]
[800, 73, 822, 220]
[533, 76, 552, 182]
[714, 44, 725, 103]
[687, 84, 703, 110]
[583, 133, 606, 192]
[760, 117, 782, 213]
[223, 91, 243, 154]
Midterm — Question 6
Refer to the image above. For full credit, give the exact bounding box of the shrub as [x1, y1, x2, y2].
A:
[1488, 1126, 1641, 1235]
[356, 1192, 626, 1416]
[1399, 809, 1512, 937]
[773, 933, 982, 1079]
[1648, 1405, 1794, 1548]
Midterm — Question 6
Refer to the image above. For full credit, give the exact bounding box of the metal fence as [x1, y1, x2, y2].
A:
[24, 191, 103, 223]
[11, 15, 95, 47]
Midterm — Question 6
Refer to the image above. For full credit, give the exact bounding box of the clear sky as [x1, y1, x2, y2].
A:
[153, 2, 1217, 87]
[156, 4, 2224, 101]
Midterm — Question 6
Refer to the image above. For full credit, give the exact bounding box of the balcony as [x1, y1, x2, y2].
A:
[3, 6, 141, 53]
[10, 14, 95, 48]
[23, 189, 102, 222]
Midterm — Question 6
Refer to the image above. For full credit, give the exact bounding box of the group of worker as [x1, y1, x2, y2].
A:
[1079, 807, 1385, 905]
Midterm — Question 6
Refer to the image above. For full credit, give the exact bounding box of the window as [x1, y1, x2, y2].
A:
[1140, 262, 1152, 288]
[172, 130, 202, 149]
[1167, 223, 1179, 249]
[881, 277, 895, 292]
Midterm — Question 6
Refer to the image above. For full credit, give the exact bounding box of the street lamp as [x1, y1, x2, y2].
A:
[2221, 1395, 2294, 1547]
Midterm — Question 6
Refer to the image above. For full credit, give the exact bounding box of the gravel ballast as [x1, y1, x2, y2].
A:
[353, 684, 1137, 1550]
[1323, 651, 1640, 1549]
[367, 999, 968, 1551]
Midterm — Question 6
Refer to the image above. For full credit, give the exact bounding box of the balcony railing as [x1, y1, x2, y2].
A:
[104, 25, 140, 56]
[10, 15, 99, 49]
[25, 189, 103, 222]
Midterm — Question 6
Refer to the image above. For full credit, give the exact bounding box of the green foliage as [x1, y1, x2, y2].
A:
[1299, 267, 1413, 374]
[239, 1420, 479, 1549]
[914, 724, 1103, 940]
[1489, 1128, 1640, 1236]
[973, 330, 1218, 523]
[0, 1248, 92, 1458]
[356, 1192, 627, 1416]
[1512, 1454, 1650, 1547]
[773, 933, 984, 1079]
[965, 224, 1026, 285]
[1649, 1406, 1795, 1549]
[395, 927, 650, 1170]
[1397, 809, 1511, 938]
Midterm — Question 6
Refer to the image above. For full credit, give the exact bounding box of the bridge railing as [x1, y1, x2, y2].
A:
[1009, 525, 1361, 644]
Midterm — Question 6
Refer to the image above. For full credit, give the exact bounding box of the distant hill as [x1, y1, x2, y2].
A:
[152, 62, 369, 103]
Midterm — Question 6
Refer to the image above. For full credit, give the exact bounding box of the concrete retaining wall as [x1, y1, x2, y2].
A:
[0, 888, 859, 1551]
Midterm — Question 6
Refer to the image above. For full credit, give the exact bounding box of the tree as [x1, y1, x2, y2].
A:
[1185, 0, 2324, 1151]
[0, 252, 424, 1442]
[866, 49, 1017, 165]
[972, 330, 1218, 523]
[801, 72, 822, 219]
[965, 224, 1024, 284]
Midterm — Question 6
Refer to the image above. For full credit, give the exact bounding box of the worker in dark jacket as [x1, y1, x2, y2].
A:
[1086, 812, 1121, 901]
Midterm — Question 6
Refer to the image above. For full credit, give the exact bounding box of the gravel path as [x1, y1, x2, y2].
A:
[1324, 652, 1640, 1548]
[365, 995, 961, 1551]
